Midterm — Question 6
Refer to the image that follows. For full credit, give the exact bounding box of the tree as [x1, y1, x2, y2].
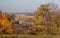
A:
[32, 4, 49, 35]
[32, 3, 58, 35]
[0, 11, 14, 34]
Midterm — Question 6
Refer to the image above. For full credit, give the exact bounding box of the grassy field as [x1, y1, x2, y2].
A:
[0, 34, 60, 38]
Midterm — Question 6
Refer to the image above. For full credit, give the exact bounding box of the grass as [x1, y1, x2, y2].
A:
[0, 34, 60, 38]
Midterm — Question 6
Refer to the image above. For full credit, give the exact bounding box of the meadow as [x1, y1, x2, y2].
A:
[0, 34, 59, 38]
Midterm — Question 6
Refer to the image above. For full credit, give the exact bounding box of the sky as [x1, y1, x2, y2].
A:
[0, 0, 60, 13]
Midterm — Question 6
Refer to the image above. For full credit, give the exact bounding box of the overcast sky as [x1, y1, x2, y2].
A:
[0, 0, 60, 13]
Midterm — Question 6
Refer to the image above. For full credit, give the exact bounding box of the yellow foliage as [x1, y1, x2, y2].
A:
[51, 24, 57, 31]
[34, 12, 39, 18]
[6, 28, 13, 34]
[35, 19, 43, 24]
[0, 11, 13, 34]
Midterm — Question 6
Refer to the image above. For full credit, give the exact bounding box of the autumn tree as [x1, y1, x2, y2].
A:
[32, 4, 49, 35]
[0, 11, 14, 34]
[32, 3, 58, 35]
[0, 10, 3, 33]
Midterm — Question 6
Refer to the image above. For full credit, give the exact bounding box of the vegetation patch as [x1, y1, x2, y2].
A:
[0, 34, 58, 38]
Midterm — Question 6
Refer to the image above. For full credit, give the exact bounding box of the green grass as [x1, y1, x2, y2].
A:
[0, 34, 60, 38]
